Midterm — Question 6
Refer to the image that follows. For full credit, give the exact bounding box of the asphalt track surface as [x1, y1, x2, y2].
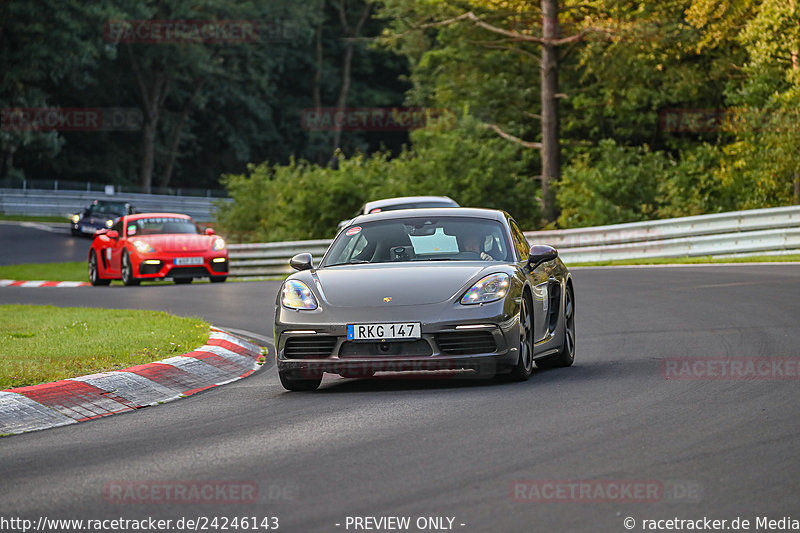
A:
[0, 221, 90, 265]
[1, 222, 799, 532]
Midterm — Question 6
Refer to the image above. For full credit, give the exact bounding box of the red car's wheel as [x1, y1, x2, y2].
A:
[121, 251, 140, 286]
[88, 250, 111, 286]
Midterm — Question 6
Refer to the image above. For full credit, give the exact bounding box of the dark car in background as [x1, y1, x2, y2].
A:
[337, 195, 459, 232]
[70, 199, 136, 236]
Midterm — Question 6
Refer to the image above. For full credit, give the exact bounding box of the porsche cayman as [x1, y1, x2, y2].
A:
[275, 208, 575, 391]
[88, 213, 228, 285]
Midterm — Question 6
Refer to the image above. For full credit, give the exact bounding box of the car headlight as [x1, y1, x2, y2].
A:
[71, 214, 81, 224]
[132, 240, 155, 253]
[212, 238, 226, 251]
[105, 219, 114, 228]
[460, 273, 509, 305]
[281, 280, 318, 310]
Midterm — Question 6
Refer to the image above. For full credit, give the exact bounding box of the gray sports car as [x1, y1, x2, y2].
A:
[275, 208, 575, 391]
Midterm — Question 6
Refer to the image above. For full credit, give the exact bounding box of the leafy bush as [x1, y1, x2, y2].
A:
[557, 140, 738, 228]
[556, 139, 668, 228]
[216, 115, 540, 241]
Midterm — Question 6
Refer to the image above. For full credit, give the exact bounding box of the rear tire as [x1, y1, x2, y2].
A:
[279, 370, 322, 391]
[537, 284, 575, 369]
[210, 276, 227, 283]
[88, 251, 111, 286]
[121, 251, 140, 286]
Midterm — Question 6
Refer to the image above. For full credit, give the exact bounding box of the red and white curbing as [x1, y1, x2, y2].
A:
[0, 328, 264, 436]
[0, 279, 91, 288]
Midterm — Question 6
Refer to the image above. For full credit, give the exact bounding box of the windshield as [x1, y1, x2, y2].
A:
[89, 202, 128, 216]
[323, 216, 512, 266]
[126, 217, 200, 236]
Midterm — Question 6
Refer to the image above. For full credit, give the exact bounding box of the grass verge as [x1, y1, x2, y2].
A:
[0, 214, 70, 223]
[0, 262, 87, 282]
[0, 304, 210, 389]
[572, 254, 800, 266]
[2, 254, 798, 283]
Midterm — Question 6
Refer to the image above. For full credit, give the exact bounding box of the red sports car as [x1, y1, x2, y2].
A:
[88, 213, 228, 286]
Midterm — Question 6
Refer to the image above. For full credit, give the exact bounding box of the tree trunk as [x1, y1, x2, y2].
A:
[331, 43, 354, 155]
[139, 118, 158, 194]
[540, 0, 560, 221]
[0, 145, 15, 179]
[313, 24, 323, 111]
[330, 1, 373, 163]
[127, 44, 169, 194]
[161, 80, 205, 188]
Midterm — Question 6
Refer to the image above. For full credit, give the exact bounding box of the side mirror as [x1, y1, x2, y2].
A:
[205, 227, 216, 235]
[527, 245, 558, 270]
[289, 253, 313, 271]
[105, 230, 120, 239]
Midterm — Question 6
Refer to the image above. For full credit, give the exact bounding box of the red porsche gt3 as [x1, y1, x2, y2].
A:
[88, 213, 228, 286]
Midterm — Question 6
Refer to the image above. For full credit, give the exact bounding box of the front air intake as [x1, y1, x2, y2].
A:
[435, 332, 497, 355]
[283, 336, 337, 359]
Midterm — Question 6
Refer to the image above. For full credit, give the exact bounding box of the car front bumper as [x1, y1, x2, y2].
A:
[133, 255, 228, 279]
[275, 300, 521, 377]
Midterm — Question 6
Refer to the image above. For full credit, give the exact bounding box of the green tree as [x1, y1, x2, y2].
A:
[217, 114, 539, 241]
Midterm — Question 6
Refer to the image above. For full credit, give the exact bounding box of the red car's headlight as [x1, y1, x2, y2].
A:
[132, 240, 155, 253]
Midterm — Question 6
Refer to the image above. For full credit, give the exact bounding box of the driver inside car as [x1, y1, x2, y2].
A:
[462, 233, 496, 260]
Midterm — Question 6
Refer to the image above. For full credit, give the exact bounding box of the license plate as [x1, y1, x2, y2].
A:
[174, 256, 203, 265]
[347, 323, 421, 341]
[80, 225, 94, 233]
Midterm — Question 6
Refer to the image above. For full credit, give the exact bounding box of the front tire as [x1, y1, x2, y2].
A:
[505, 295, 534, 381]
[88, 251, 110, 286]
[537, 284, 575, 369]
[279, 370, 322, 391]
[121, 251, 140, 286]
[210, 276, 227, 283]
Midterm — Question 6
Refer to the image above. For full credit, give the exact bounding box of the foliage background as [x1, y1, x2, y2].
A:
[2, 0, 798, 236]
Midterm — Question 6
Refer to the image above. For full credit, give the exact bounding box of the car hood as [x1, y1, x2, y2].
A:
[310, 263, 495, 307]
[133, 234, 213, 252]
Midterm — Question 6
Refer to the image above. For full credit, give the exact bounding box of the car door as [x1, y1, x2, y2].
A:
[510, 219, 550, 342]
[106, 218, 126, 275]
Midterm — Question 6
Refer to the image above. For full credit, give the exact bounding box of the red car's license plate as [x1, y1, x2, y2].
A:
[174, 257, 203, 265]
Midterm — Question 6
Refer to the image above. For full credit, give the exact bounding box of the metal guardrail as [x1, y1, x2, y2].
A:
[228, 240, 332, 278]
[227, 206, 800, 277]
[524, 205, 800, 263]
[0, 188, 230, 222]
